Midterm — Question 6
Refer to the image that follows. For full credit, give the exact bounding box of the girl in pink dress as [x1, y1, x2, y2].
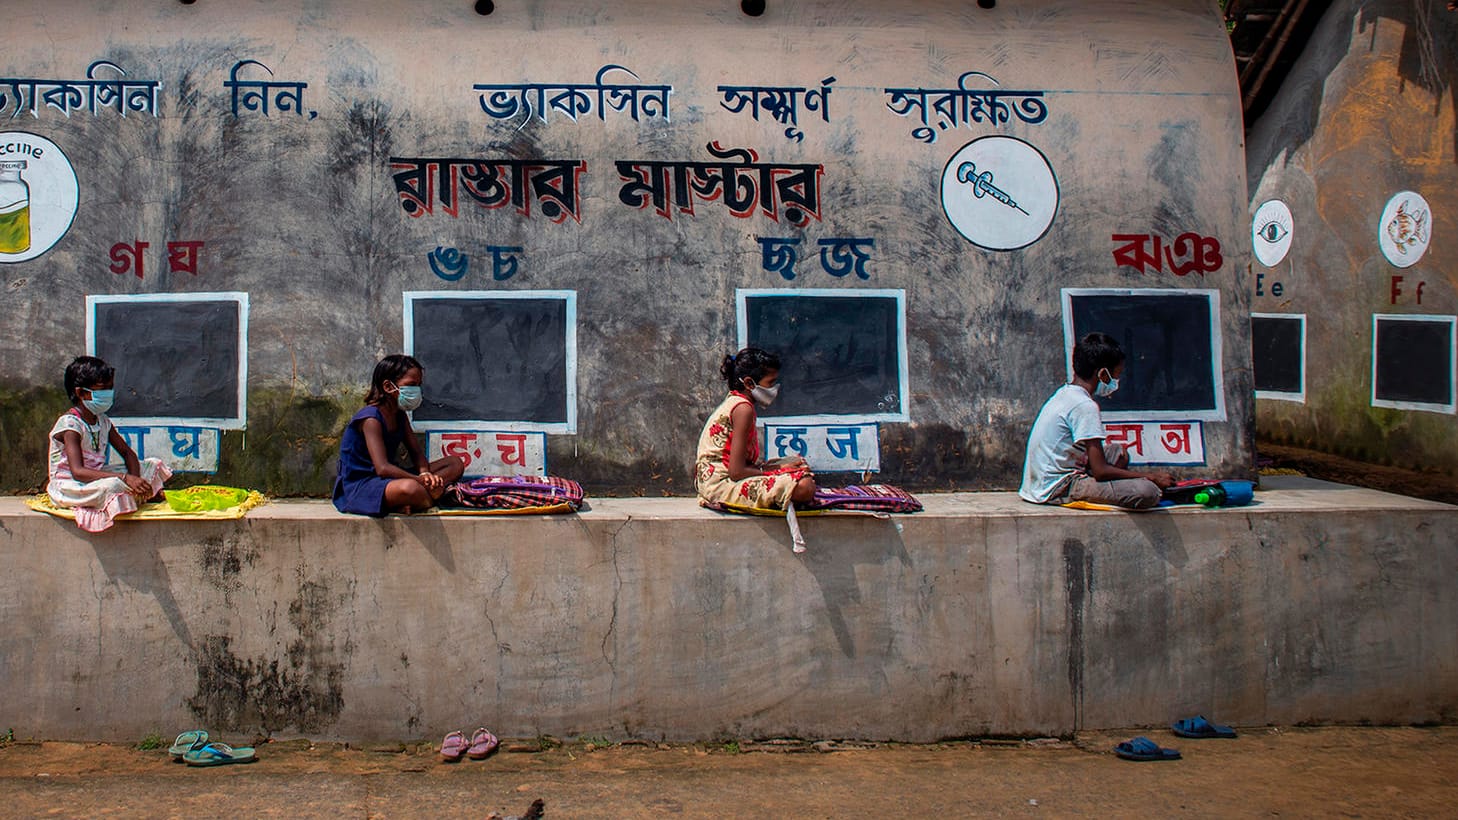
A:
[46, 356, 172, 532]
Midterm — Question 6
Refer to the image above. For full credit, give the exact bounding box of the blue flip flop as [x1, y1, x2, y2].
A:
[1114, 736, 1181, 761]
[168, 730, 209, 759]
[1171, 715, 1237, 739]
[182, 741, 257, 766]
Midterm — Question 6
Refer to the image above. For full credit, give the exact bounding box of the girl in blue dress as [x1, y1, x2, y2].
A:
[333, 354, 465, 516]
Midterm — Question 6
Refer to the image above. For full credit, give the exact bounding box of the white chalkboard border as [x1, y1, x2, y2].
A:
[735, 288, 911, 425]
[85, 292, 250, 430]
[402, 290, 578, 434]
[1370, 313, 1457, 414]
[1060, 288, 1227, 423]
[1251, 312, 1306, 403]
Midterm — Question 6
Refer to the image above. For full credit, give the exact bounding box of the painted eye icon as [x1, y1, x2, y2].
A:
[1256, 220, 1289, 244]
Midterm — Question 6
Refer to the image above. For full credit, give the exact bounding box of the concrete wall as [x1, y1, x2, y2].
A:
[1247, 0, 1458, 472]
[0, 0, 1252, 494]
[2, 482, 1454, 742]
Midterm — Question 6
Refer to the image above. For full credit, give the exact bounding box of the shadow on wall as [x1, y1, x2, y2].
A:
[1248, 0, 1458, 191]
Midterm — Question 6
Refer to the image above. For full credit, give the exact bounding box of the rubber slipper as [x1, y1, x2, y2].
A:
[439, 730, 468, 762]
[1114, 736, 1181, 761]
[182, 741, 257, 766]
[1171, 715, 1237, 739]
[467, 727, 499, 760]
[168, 729, 209, 759]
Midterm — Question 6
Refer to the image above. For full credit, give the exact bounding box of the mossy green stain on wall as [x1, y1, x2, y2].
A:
[0, 385, 357, 496]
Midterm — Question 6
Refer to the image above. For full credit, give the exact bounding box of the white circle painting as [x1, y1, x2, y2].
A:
[940, 136, 1059, 251]
[1379, 191, 1431, 268]
[1251, 199, 1293, 267]
[0, 132, 79, 264]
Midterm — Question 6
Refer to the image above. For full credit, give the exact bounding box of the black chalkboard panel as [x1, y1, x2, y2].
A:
[1373, 315, 1455, 410]
[1251, 314, 1304, 396]
[1063, 289, 1222, 419]
[89, 295, 246, 426]
[405, 292, 575, 429]
[738, 290, 907, 420]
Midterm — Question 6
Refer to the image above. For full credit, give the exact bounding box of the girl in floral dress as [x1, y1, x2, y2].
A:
[694, 347, 816, 509]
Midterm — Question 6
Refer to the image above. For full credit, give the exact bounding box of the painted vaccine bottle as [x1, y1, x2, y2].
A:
[0, 160, 30, 253]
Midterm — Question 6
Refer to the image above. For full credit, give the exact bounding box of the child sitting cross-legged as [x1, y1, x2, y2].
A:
[46, 356, 173, 532]
[1019, 332, 1174, 509]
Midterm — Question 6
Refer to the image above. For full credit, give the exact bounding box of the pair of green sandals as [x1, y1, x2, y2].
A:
[168, 730, 257, 766]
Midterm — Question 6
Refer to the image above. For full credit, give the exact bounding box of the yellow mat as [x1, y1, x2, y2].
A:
[705, 502, 867, 518]
[1060, 500, 1162, 512]
[26, 490, 267, 521]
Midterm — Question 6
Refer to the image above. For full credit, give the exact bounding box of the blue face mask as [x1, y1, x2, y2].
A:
[83, 388, 115, 415]
[395, 385, 423, 411]
[1094, 370, 1119, 398]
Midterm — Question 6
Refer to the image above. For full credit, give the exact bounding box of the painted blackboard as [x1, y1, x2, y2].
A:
[1251, 313, 1305, 401]
[86, 293, 249, 428]
[403, 291, 577, 432]
[736, 288, 909, 423]
[1061, 288, 1225, 421]
[1372, 314, 1456, 413]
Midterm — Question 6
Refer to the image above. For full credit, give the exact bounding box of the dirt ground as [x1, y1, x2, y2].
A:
[2, 727, 1456, 818]
[1257, 441, 1458, 505]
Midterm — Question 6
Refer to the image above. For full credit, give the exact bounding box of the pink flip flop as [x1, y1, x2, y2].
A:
[466, 727, 499, 760]
[439, 730, 468, 762]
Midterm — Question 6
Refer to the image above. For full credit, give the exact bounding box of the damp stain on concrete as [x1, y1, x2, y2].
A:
[187, 574, 355, 735]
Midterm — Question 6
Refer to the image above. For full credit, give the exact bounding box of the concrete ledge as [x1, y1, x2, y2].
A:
[2, 477, 1455, 742]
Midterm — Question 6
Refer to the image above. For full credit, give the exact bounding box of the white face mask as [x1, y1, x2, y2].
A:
[395, 385, 423, 411]
[746, 381, 781, 408]
[1094, 369, 1119, 398]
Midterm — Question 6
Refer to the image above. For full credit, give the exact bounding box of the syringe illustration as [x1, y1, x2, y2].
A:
[956, 161, 1030, 216]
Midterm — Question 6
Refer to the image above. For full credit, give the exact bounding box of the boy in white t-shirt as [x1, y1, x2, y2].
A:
[1019, 332, 1173, 508]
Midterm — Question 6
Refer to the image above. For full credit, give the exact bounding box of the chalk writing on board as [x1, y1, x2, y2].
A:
[109, 239, 206, 278]
[1111, 232, 1223, 276]
[884, 71, 1048, 144]
[427, 245, 522, 282]
[940, 136, 1058, 251]
[617, 142, 822, 225]
[105, 425, 221, 473]
[757, 236, 874, 280]
[388, 156, 586, 222]
[427, 430, 548, 477]
[475, 64, 671, 125]
[718, 77, 834, 142]
[0, 61, 161, 119]
[223, 60, 316, 120]
[1103, 421, 1206, 466]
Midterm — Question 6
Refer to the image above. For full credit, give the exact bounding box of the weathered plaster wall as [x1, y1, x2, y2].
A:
[1248, 0, 1458, 472]
[0, 0, 1250, 494]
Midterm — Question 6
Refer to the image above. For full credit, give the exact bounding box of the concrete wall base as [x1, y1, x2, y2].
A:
[2, 477, 1454, 743]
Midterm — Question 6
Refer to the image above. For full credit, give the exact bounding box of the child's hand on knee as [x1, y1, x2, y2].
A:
[122, 474, 152, 499]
